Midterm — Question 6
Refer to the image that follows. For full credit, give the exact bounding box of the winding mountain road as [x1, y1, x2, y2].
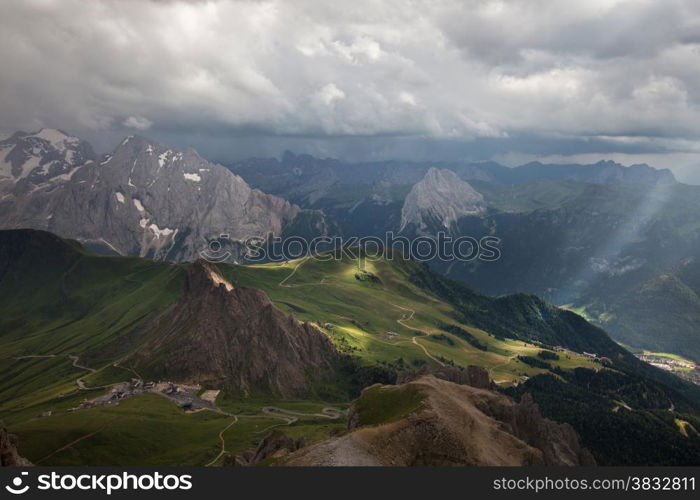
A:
[390, 303, 446, 367]
[205, 417, 239, 467]
[262, 406, 343, 421]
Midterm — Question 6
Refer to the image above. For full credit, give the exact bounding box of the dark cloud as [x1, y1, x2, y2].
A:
[1, 0, 699, 180]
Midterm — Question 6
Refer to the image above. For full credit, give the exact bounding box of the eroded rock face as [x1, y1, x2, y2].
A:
[400, 168, 486, 233]
[133, 261, 339, 397]
[471, 392, 595, 466]
[0, 423, 31, 467]
[512, 394, 596, 466]
[466, 365, 494, 390]
[0, 131, 300, 261]
[283, 376, 594, 466]
[225, 430, 306, 466]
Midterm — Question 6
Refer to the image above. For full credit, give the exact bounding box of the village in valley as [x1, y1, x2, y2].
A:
[636, 352, 700, 386]
[70, 379, 222, 414]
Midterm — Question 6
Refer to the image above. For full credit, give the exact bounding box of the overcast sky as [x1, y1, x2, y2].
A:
[2, 0, 700, 182]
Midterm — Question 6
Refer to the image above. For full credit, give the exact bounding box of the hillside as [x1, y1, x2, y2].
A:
[585, 258, 700, 362]
[0, 229, 699, 465]
[215, 253, 605, 385]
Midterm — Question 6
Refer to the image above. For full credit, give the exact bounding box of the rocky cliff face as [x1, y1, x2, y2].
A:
[282, 375, 594, 466]
[400, 168, 486, 233]
[0, 131, 300, 261]
[0, 129, 96, 194]
[0, 422, 31, 466]
[133, 261, 339, 397]
[224, 430, 306, 467]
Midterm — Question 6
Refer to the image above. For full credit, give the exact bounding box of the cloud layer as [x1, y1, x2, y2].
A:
[1, 0, 700, 178]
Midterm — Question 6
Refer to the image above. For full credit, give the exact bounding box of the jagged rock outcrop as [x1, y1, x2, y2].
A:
[132, 260, 339, 396]
[282, 376, 594, 466]
[503, 394, 594, 466]
[0, 130, 300, 261]
[0, 422, 31, 466]
[400, 168, 486, 233]
[224, 430, 306, 466]
[466, 365, 493, 390]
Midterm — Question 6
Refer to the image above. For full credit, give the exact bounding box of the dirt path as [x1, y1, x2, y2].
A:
[12, 354, 57, 360]
[201, 403, 346, 464]
[389, 303, 446, 367]
[68, 355, 97, 390]
[489, 354, 518, 380]
[278, 258, 308, 287]
[284, 434, 381, 466]
[35, 427, 106, 464]
[411, 337, 446, 367]
[113, 361, 143, 382]
[390, 303, 421, 331]
[12, 353, 132, 391]
[277, 258, 330, 288]
[69, 355, 95, 373]
[205, 417, 238, 467]
[262, 406, 343, 420]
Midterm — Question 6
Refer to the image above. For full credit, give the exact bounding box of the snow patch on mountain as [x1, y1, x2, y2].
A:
[183, 173, 201, 182]
[133, 199, 145, 212]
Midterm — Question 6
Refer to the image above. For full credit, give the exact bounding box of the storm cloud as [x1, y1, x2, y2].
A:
[1, 0, 700, 180]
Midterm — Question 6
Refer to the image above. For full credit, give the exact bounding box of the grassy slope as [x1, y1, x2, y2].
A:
[0, 254, 184, 361]
[354, 384, 426, 426]
[218, 256, 599, 384]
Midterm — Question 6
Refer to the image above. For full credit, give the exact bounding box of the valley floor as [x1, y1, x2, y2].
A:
[1, 354, 347, 466]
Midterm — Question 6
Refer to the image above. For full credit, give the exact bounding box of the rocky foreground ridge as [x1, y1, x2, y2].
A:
[0, 422, 31, 467]
[227, 370, 594, 466]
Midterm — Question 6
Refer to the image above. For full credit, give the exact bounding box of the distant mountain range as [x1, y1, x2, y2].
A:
[228, 150, 676, 207]
[0, 130, 314, 261]
[2, 128, 700, 366]
[227, 152, 700, 365]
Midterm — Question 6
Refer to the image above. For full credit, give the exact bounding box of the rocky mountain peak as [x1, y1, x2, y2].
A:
[400, 167, 486, 233]
[132, 260, 339, 397]
[0, 131, 300, 262]
[0, 128, 95, 191]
